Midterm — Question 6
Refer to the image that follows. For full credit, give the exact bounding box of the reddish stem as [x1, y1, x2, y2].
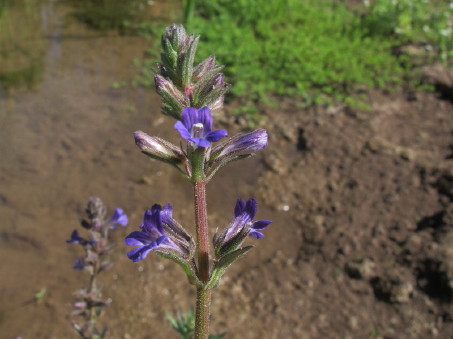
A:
[193, 181, 210, 282]
[193, 180, 211, 339]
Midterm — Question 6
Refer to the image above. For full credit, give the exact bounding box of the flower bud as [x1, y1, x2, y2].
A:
[154, 75, 187, 104]
[212, 73, 224, 88]
[192, 55, 216, 81]
[162, 24, 188, 52]
[211, 129, 268, 162]
[133, 131, 185, 164]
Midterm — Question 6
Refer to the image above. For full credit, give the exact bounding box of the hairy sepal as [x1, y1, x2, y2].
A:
[205, 246, 253, 289]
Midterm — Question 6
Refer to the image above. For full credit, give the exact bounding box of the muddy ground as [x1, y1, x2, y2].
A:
[1, 2, 453, 338]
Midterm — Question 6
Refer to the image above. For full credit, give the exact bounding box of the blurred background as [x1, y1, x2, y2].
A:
[1, 0, 452, 338]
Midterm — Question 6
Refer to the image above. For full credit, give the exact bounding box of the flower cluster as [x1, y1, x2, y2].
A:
[66, 197, 128, 338]
[134, 106, 268, 182]
[125, 204, 194, 262]
[124, 197, 272, 288]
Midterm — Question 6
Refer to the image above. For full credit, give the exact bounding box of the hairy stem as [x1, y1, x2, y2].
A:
[194, 181, 210, 281]
[194, 288, 211, 339]
[193, 180, 211, 339]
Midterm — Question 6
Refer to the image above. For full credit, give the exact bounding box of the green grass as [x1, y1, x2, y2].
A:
[71, 0, 149, 32]
[361, 0, 453, 62]
[135, 0, 452, 121]
[187, 1, 404, 102]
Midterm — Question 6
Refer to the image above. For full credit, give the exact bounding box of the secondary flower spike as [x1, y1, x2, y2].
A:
[174, 107, 227, 148]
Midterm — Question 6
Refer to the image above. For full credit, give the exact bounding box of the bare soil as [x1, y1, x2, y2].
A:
[1, 2, 453, 339]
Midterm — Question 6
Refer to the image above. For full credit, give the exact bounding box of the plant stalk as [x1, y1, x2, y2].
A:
[193, 180, 211, 339]
[194, 287, 211, 339]
[194, 181, 210, 282]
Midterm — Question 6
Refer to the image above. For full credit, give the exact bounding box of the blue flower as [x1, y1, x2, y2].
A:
[174, 107, 227, 147]
[124, 204, 191, 262]
[72, 258, 85, 270]
[66, 230, 87, 244]
[231, 198, 272, 239]
[213, 198, 272, 256]
[110, 208, 128, 229]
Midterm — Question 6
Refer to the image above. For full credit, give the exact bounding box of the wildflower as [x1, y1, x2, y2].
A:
[72, 258, 86, 270]
[110, 208, 128, 228]
[124, 204, 193, 262]
[174, 107, 227, 148]
[67, 230, 87, 244]
[214, 198, 272, 255]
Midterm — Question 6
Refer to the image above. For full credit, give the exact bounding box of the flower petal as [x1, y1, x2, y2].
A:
[124, 231, 151, 246]
[252, 220, 272, 230]
[181, 107, 199, 130]
[73, 258, 85, 270]
[127, 245, 154, 262]
[143, 205, 165, 233]
[234, 199, 246, 218]
[111, 208, 128, 226]
[206, 129, 228, 142]
[161, 204, 173, 223]
[198, 106, 213, 132]
[245, 199, 257, 220]
[189, 137, 211, 148]
[249, 230, 264, 239]
[66, 230, 85, 244]
[174, 121, 191, 140]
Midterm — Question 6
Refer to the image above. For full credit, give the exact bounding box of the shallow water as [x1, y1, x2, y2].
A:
[0, 1, 268, 337]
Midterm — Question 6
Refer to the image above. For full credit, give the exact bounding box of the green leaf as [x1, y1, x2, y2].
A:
[206, 246, 253, 289]
[156, 251, 203, 287]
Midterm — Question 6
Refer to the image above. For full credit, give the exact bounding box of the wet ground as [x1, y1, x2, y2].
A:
[1, 1, 453, 338]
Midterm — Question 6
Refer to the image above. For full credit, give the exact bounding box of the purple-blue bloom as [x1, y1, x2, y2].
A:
[67, 230, 87, 244]
[218, 198, 272, 246]
[73, 258, 85, 270]
[124, 204, 189, 262]
[110, 208, 128, 229]
[174, 107, 227, 147]
[230, 198, 272, 239]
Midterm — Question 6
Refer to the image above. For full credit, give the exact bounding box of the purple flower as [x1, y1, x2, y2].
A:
[230, 198, 272, 239]
[66, 230, 87, 244]
[73, 258, 85, 270]
[124, 204, 191, 262]
[214, 199, 272, 253]
[212, 129, 268, 161]
[174, 107, 227, 147]
[110, 208, 128, 229]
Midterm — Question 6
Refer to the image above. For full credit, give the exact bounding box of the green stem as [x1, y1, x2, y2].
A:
[194, 288, 211, 339]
